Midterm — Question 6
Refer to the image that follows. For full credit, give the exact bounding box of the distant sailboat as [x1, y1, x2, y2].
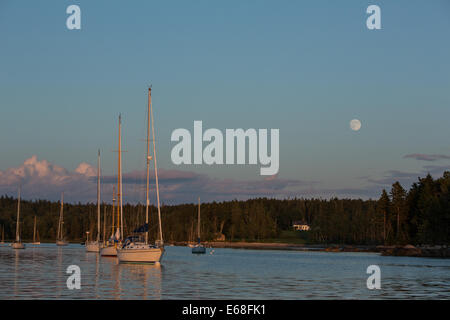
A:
[117, 87, 164, 264]
[86, 150, 103, 253]
[12, 188, 25, 249]
[188, 220, 195, 247]
[101, 115, 124, 257]
[56, 192, 68, 246]
[100, 187, 118, 256]
[31, 216, 41, 245]
[192, 197, 206, 254]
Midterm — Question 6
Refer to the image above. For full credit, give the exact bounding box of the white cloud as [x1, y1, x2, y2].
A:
[75, 162, 97, 177]
[0, 155, 96, 202]
[1, 155, 406, 204]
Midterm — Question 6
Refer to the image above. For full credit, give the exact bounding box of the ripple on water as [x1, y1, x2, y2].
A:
[0, 245, 449, 299]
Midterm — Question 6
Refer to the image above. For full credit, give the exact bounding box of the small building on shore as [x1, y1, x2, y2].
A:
[292, 220, 310, 231]
[214, 233, 226, 241]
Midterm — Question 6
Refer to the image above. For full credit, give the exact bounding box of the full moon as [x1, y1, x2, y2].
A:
[350, 119, 361, 131]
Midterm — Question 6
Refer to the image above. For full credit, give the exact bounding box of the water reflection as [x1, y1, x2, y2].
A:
[0, 245, 449, 299]
[14, 249, 19, 297]
[117, 263, 162, 299]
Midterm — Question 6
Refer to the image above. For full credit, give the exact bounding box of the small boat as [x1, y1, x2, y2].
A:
[117, 241, 164, 264]
[100, 116, 124, 258]
[31, 216, 41, 245]
[117, 87, 164, 264]
[56, 192, 68, 246]
[100, 188, 116, 256]
[86, 150, 103, 253]
[192, 197, 206, 254]
[100, 245, 117, 256]
[12, 188, 25, 249]
[11, 242, 25, 249]
[100, 198, 119, 256]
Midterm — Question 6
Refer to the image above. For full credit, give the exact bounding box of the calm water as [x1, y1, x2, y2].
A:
[0, 244, 449, 299]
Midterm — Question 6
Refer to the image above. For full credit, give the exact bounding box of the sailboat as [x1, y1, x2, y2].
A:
[56, 192, 68, 246]
[100, 115, 124, 257]
[101, 187, 117, 256]
[31, 216, 41, 245]
[192, 197, 206, 254]
[117, 87, 164, 264]
[12, 188, 25, 249]
[86, 150, 103, 252]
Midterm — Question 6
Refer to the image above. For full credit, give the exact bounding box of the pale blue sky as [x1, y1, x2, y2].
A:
[0, 0, 449, 203]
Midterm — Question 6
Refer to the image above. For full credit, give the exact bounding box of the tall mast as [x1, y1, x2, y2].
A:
[149, 87, 163, 244]
[117, 115, 123, 240]
[60, 192, 64, 240]
[33, 216, 37, 243]
[57, 197, 61, 241]
[16, 187, 20, 242]
[103, 205, 106, 245]
[112, 187, 116, 238]
[97, 149, 101, 243]
[145, 88, 151, 245]
[197, 197, 201, 243]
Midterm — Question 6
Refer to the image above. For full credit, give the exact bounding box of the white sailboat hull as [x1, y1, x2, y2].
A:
[117, 246, 164, 264]
[12, 242, 25, 249]
[56, 240, 68, 246]
[100, 245, 118, 256]
[31, 242, 41, 245]
[86, 241, 102, 252]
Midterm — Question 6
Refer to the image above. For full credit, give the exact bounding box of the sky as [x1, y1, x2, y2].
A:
[0, 0, 449, 204]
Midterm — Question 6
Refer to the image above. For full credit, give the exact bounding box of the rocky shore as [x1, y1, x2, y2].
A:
[378, 244, 449, 258]
[172, 241, 449, 258]
[173, 241, 326, 251]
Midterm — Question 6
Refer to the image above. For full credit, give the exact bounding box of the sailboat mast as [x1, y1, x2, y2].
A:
[16, 187, 20, 242]
[57, 199, 61, 240]
[118, 115, 123, 240]
[145, 88, 151, 245]
[60, 192, 64, 240]
[149, 87, 163, 244]
[198, 197, 201, 243]
[33, 216, 37, 243]
[103, 205, 106, 245]
[97, 149, 101, 243]
[112, 187, 115, 238]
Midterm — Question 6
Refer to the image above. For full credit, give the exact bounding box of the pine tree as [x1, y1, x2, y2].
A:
[390, 182, 408, 243]
[377, 189, 390, 243]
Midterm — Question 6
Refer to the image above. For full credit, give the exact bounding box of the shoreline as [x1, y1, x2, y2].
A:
[175, 241, 377, 252]
[3, 241, 448, 258]
[174, 241, 450, 258]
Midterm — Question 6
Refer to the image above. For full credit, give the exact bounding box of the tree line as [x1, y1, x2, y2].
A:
[0, 172, 448, 245]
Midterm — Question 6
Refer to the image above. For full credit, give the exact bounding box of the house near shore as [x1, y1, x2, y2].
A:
[214, 233, 226, 241]
[292, 220, 310, 231]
